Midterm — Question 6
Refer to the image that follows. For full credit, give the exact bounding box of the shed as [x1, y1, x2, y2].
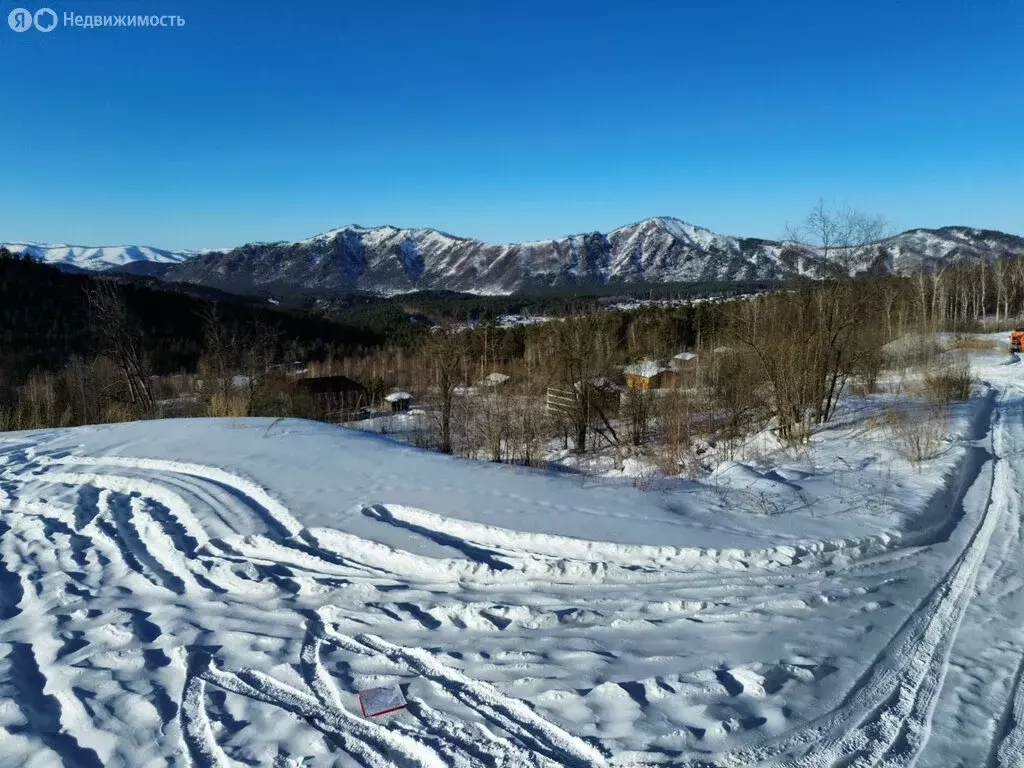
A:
[384, 391, 413, 412]
[670, 352, 699, 385]
[295, 375, 369, 420]
[624, 361, 674, 391]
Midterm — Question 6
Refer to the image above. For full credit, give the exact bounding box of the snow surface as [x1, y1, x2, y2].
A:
[1, 341, 1023, 765]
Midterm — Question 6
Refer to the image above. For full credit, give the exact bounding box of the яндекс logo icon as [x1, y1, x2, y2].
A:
[7, 8, 33, 31]
[7, 7, 58, 32]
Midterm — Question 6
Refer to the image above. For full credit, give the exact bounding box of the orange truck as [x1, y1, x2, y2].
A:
[1011, 330, 1024, 353]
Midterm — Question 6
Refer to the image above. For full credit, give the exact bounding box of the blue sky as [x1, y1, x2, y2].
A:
[0, 0, 1021, 249]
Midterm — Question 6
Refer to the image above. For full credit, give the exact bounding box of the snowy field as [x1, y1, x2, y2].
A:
[1, 341, 1024, 766]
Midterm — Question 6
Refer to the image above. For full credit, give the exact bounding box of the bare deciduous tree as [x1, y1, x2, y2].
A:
[86, 280, 154, 413]
[548, 318, 620, 454]
[426, 325, 466, 454]
[739, 204, 889, 441]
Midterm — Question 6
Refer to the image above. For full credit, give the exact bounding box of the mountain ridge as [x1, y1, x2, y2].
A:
[5, 217, 1024, 297]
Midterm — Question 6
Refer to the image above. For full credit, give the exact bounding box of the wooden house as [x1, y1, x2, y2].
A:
[623, 361, 674, 391]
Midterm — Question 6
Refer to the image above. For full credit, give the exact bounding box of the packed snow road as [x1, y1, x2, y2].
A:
[0, 354, 1021, 766]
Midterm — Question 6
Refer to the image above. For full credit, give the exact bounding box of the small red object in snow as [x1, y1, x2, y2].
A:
[358, 685, 408, 718]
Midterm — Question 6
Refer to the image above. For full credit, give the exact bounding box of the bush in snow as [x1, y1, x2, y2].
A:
[923, 353, 974, 403]
[884, 404, 948, 468]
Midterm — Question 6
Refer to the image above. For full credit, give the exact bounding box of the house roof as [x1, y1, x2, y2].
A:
[673, 352, 697, 361]
[624, 361, 670, 378]
[483, 372, 510, 385]
[384, 391, 413, 402]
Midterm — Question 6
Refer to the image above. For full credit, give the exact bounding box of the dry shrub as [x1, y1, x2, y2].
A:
[852, 341, 885, 396]
[923, 354, 974, 403]
[885, 405, 948, 467]
[208, 391, 249, 417]
[885, 353, 970, 468]
[884, 336, 943, 369]
[102, 402, 143, 424]
[0, 404, 15, 432]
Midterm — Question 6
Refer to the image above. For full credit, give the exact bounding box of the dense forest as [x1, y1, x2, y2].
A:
[0, 249, 389, 382]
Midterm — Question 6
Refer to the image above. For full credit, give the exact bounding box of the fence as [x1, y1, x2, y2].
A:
[545, 387, 576, 417]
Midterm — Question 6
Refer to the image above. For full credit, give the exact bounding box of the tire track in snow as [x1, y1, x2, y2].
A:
[814, 483, 994, 767]
[7, 642, 104, 768]
[988, 653, 1024, 768]
[399, 693, 547, 768]
[357, 632, 608, 767]
[299, 620, 420, 768]
[42, 470, 211, 549]
[978, 384, 1024, 768]
[44, 455, 303, 539]
[357, 490, 970, 579]
[0, 518, 25, 621]
[195, 651, 448, 768]
[677, 388, 1004, 768]
[95, 490, 188, 595]
[181, 674, 232, 768]
[315, 619, 607, 767]
[306, 613, 541, 767]
[4, 431, 980, 765]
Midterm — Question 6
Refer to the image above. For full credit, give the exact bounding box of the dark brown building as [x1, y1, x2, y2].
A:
[295, 375, 369, 421]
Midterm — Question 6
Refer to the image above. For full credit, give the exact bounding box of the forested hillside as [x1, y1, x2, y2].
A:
[0, 249, 384, 383]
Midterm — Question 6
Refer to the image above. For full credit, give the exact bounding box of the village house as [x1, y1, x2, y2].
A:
[384, 391, 414, 413]
[671, 351, 697, 371]
[295, 375, 369, 421]
[670, 351, 699, 387]
[623, 360, 675, 391]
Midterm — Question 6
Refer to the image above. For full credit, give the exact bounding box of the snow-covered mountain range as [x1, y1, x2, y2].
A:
[5, 217, 1024, 296]
[0, 242, 202, 272]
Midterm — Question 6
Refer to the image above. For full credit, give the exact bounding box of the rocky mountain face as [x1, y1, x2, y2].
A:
[159, 219, 1024, 296]
[8, 218, 1024, 297]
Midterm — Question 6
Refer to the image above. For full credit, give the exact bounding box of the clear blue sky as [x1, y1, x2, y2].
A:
[1, 0, 1021, 249]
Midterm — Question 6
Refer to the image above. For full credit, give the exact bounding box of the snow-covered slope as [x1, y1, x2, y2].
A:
[2, 345, 1024, 764]
[0, 242, 202, 272]
[163, 218, 1024, 296]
